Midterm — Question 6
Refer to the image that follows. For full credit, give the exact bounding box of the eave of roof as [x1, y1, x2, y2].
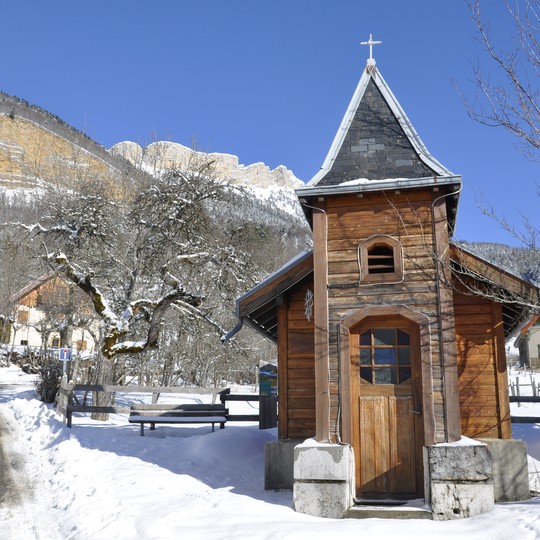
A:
[223, 250, 314, 343]
[297, 175, 462, 199]
[236, 250, 313, 319]
[449, 242, 537, 298]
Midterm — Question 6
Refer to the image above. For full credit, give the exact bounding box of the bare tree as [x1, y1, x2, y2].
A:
[465, 0, 540, 158]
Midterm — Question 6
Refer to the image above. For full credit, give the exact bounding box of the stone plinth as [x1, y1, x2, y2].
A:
[264, 439, 302, 490]
[477, 438, 530, 501]
[293, 440, 354, 519]
[426, 440, 494, 520]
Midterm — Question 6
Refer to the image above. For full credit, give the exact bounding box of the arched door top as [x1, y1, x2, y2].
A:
[341, 304, 430, 332]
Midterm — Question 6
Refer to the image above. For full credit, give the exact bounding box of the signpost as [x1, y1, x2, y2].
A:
[59, 347, 72, 375]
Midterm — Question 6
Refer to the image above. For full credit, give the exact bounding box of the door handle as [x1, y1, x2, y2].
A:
[411, 408, 422, 415]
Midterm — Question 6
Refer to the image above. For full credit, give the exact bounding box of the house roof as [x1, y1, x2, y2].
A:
[226, 243, 539, 343]
[10, 270, 59, 304]
[449, 243, 540, 338]
[513, 313, 540, 347]
[226, 251, 313, 343]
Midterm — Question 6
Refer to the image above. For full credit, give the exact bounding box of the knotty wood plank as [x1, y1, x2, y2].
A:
[388, 396, 416, 494]
[358, 396, 388, 493]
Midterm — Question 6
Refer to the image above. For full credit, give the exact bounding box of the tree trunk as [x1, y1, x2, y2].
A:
[91, 352, 114, 421]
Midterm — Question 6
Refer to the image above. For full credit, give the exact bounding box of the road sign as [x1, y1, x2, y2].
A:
[59, 348, 72, 361]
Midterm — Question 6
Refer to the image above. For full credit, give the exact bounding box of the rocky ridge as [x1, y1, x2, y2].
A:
[110, 141, 303, 191]
[0, 92, 304, 196]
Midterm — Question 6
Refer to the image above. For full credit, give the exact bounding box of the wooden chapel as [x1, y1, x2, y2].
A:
[227, 45, 538, 518]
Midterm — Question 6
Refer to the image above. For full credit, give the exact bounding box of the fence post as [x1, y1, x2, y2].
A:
[259, 395, 277, 430]
[219, 388, 231, 405]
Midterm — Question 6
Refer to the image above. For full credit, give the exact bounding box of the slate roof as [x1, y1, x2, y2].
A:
[307, 62, 454, 187]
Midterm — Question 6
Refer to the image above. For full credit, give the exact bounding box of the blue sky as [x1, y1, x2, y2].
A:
[2, 1, 537, 245]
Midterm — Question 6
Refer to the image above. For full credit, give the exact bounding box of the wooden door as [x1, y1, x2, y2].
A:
[351, 321, 423, 499]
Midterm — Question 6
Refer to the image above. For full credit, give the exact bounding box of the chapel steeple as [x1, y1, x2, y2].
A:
[306, 35, 455, 187]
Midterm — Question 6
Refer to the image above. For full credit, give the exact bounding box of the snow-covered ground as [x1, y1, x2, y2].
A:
[1, 365, 540, 540]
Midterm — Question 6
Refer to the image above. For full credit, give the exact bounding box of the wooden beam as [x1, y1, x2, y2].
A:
[277, 301, 289, 439]
[492, 302, 512, 439]
[313, 208, 331, 442]
[433, 194, 461, 442]
[339, 323, 352, 444]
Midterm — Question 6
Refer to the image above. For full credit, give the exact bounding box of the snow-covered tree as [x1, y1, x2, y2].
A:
[5, 153, 266, 416]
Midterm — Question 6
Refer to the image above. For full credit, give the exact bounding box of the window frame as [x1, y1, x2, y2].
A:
[358, 327, 412, 385]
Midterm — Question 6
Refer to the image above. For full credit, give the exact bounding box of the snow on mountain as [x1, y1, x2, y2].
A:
[110, 140, 309, 225]
[110, 141, 304, 191]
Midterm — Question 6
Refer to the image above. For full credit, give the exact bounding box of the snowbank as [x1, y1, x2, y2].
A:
[1, 366, 540, 539]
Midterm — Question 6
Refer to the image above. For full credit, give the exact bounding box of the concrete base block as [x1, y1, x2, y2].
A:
[264, 439, 301, 490]
[294, 440, 352, 481]
[294, 481, 352, 519]
[428, 443, 492, 482]
[477, 438, 530, 501]
[293, 440, 354, 519]
[431, 482, 494, 521]
[426, 440, 494, 520]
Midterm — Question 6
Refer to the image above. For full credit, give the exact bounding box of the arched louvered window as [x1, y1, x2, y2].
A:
[359, 235, 403, 283]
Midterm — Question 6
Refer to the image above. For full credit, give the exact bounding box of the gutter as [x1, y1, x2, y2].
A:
[221, 318, 244, 342]
[297, 175, 462, 199]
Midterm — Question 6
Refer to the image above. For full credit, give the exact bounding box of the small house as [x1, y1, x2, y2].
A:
[11, 271, 97, 353]
[227, 46, 538, 520]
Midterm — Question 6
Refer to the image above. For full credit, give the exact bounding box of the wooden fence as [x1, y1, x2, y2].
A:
[56, 376, 277, 429]
[509, 375, 540, 402]
[508, 374, 540, 423]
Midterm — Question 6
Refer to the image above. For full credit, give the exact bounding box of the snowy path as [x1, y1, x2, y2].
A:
[0, 407, 61, 539]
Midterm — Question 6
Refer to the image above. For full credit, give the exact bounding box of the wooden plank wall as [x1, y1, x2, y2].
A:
[281, 280, 316, 439]
[324, 190, 448, 443]
[454, 290, 511, 438]
[17, 277, 68, 307]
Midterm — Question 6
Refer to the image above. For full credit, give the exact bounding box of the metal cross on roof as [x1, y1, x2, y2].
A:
[360, 33, 382, 61]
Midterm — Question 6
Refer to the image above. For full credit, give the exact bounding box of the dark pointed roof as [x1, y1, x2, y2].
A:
[307, 62, 454, 186]
[297, 59, 462, 232]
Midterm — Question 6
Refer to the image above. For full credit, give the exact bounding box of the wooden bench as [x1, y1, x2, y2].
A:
[128, 403, 228, 436]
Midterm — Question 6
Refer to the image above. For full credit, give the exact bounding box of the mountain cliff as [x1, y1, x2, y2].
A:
[0, 92, 303, 196]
